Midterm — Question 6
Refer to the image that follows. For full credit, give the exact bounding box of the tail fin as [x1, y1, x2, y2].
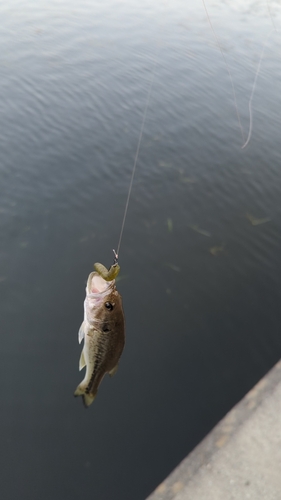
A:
[74, 383, 96, 408]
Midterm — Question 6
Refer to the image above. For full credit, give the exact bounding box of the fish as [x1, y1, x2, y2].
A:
[74, 269, 125, 407]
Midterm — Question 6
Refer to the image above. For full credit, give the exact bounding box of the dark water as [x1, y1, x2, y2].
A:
[1, 1, 281, 499]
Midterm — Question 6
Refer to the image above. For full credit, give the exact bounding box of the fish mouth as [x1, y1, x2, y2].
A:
[86, 272, 114, 297]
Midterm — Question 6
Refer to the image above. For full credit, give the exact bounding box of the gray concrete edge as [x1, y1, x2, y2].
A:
[146, 359, 281, 500]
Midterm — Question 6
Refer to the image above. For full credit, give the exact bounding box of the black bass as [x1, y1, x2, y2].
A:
[74, 269, 125, 407]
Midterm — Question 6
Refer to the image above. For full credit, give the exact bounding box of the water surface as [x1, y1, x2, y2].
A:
[1, 1, 281, 499]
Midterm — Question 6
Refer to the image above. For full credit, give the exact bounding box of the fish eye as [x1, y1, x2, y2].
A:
[105, 302, 114, 311]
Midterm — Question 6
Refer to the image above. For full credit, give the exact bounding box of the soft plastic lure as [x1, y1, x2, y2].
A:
[94, 262, 120, 281]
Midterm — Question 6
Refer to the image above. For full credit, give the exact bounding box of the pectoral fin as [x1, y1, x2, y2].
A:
[79, 348, 86, 371]
[78, 322, 85, 344]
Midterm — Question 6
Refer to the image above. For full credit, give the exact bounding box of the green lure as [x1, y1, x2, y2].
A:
[94, 262, 120, 281]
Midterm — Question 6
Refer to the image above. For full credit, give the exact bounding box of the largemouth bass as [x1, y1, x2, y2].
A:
[74, 270, 125, 407]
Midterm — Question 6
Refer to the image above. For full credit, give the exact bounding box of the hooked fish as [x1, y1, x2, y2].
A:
[74, 266, 125, 407]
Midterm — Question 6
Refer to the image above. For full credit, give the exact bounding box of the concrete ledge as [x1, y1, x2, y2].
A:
[147, 360, 281, 500]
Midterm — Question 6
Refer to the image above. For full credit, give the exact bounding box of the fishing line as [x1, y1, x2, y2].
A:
[115, 54, 157, 260]
[242, 28, 275, 149]
[267, 0, 278, 31]
[202, 0, 245, 144]
[242, 0, 279, 148]
[242, 0, 280, 148]
[114, 1, 279, 259]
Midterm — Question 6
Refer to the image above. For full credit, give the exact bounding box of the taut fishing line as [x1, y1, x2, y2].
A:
[111, 0, 281, 263]
[115, 54, 158, 260]
[116, 0, 279, 255]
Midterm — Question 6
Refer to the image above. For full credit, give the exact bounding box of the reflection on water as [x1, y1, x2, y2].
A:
[1, 1, 281, 499]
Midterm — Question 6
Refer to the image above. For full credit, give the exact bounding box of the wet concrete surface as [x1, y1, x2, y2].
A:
[147, 360, 281, 500]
